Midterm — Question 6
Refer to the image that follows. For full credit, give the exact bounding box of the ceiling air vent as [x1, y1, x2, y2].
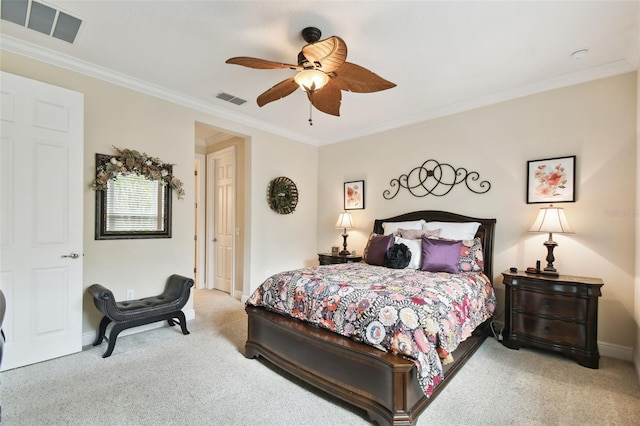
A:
[216, 92, 246, 106]
[1, 0, 82, 44]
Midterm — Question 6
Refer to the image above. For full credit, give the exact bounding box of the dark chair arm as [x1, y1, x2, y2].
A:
[162, 274, 195, 308]
[87, 283, 114, 301]
[87, 283, 120, 319]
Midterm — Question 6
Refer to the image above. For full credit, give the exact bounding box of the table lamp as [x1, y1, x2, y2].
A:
[528, 204, 574, 275]
[335, 212, 354, 256]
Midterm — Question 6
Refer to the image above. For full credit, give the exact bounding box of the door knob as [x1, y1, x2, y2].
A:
[61, 252, 80, 259]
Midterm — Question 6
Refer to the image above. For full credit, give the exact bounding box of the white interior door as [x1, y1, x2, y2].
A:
[0, 71, 84, 371]
[206, 147, 234, 294]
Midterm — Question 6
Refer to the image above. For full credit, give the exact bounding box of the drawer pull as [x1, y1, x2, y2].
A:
[543, 303, 551, 309]
[544, 326, 551, 333]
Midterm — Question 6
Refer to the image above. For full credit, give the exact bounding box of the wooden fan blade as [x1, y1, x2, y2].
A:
[226, 57, 301, 70]
[256, 77, 299, 107]
[301, 36, 347, 73]
[331, 62, 396, 93]
[307, 81, 342, 116]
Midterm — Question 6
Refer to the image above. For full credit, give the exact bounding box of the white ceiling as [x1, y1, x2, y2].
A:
[1, 1, 638, 146]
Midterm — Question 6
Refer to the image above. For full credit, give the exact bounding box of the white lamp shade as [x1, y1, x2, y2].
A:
[294, 69, 329, 92]
[335, 212, 354, 229]
[529, 205, 574, 234]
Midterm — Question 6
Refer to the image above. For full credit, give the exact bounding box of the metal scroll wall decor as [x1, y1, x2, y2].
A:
[383, 159, 491, 199]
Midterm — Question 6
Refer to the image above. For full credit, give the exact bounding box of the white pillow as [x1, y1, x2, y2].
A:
[394, 236, 422, 269]
[383, 220, 426, 236]
[423, 221, 480, 241]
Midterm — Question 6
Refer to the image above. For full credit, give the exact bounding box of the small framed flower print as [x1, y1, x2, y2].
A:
[344, 180, 365, 210]
[527, 155, 576, 204]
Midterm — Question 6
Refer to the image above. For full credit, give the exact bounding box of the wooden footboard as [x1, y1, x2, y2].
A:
[246, 210, 496, 425]
[245, 305, 490, 426]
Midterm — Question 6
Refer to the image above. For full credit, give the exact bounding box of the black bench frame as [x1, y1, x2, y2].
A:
[88, 274, 194, 358]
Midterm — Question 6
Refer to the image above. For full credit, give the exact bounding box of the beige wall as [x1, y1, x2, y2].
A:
[319, 73, 637, 350]
[248, 136, 319, 284]
[0, 51, 319, 339]
[635, 4, 640, 379]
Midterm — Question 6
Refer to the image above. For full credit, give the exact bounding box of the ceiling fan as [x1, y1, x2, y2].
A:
[226, 27, 396, 123]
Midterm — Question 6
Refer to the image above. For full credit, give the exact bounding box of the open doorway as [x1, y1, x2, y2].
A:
[194, 122, 245, 300]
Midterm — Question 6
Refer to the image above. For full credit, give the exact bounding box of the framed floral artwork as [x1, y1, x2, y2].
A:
[527, 155, 576, 204]
[344, 180, 365, 210]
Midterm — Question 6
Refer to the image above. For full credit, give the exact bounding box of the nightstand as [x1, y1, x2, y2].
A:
[502, 270, 603, 368]
[318, 253, 363, 265]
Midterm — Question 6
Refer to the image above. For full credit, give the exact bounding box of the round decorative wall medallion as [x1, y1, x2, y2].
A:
[267, 176, 298, 214]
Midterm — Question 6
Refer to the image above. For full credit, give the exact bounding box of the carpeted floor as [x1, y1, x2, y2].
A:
[1, 288, 639, 425]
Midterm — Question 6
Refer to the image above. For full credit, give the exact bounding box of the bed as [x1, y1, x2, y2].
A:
[245, 210, 496, 425]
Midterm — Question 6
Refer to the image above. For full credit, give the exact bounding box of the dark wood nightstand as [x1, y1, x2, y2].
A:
[502, 270, 603, 368]
[318, 253, 363, 265]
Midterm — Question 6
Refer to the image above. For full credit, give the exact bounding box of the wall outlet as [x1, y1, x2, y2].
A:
[126, 289, 134, 301]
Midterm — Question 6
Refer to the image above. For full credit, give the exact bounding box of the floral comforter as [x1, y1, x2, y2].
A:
[246, 262, 496, 397]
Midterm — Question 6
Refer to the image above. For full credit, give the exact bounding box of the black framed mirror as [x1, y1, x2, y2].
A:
[94, 153, 172, 240]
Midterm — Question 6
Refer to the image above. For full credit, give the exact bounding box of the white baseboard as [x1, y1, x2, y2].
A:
[82, 307, 196, 348]
[184, 307, 195, 321]
[634, 327, 640, 383]
[599, 340, 634, 361]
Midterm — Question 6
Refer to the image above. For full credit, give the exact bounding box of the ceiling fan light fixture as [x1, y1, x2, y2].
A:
[294, 69, 329, 93]
[226, 28, 396, 119]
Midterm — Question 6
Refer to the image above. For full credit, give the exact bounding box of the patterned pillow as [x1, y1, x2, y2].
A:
[397, 228, 441, 240]
[423, 221, 480, 240]
[420, 236, 462, 273]
[363, 233, 395, 266]
[458, 237, 483, 272]
[382, 220, 426, 236]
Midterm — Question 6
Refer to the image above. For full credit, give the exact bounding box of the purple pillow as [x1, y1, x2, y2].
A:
[363, 233, 394, 266]
[420, 236, 462, 273]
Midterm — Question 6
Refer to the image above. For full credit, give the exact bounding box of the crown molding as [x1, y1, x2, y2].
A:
[319, 58, 636, 146]
[0, 34, 321, 146]
[2, 34, 635, 148]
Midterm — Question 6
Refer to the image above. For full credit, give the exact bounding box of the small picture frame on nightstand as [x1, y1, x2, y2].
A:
[331, 246, 339, 255]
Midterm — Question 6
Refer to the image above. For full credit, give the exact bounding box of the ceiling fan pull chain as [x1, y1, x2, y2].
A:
[308, 99, 313, 126]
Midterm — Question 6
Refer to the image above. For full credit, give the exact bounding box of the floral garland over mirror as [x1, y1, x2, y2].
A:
[90, 146, 185, 199]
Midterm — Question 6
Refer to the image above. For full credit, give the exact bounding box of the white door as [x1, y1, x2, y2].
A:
[0, 72, 84, 371]
[206, 147, 234, 294]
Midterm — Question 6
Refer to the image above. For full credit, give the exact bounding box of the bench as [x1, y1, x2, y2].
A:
[88, 274, 194, 358]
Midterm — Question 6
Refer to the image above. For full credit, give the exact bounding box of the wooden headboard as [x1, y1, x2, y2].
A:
[373, 210, 497, 280]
